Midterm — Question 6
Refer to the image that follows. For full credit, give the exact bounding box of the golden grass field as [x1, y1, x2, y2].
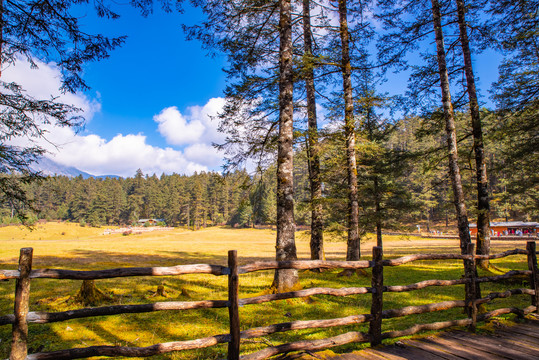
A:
[0, 222, 535, 359]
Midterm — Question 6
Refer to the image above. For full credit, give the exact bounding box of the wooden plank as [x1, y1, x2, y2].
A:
[401, 339, 463, 360]
[357, 350, 396, 360]
[481, 333, 539, 357]
[362, 348, 408, 360]
[445, 332, 532, 360]
[329, 352, 389, 360]
[374, 342, 444, 360]
[332, 351, 384, 360]
[322, 322, 539, 360]
[416, 338, 484, 360]
[494, 329, 539, 349]
[502, 325, 539, 340]
[425, 335, 508, 360]
[514, 321, 539, 333]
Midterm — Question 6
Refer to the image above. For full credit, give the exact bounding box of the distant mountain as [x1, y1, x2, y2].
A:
[32, 157, 121, 179]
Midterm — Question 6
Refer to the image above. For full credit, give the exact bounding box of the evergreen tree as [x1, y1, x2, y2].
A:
[431, 0, 472, 254]
[251, 168, 277, 225]
[302, 0, 325, 261]
[273, 0, 298, 291]
[455, 0, 491, 267]
[489, 0, 538, 211]
[127, 169, 145, 223]
[356, 90, 412, 248]
[337, 0, 361, 261]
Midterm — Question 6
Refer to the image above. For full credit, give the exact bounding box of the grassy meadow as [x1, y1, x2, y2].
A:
[0, 222, 534, 359]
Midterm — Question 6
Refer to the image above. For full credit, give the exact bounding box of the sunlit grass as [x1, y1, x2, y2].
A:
[0, 223, 535, 359]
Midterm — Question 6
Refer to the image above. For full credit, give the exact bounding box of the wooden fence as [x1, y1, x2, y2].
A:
[1, 242, 538, 360]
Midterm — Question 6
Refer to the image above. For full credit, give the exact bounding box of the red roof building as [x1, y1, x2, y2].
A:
[470, 221, 538, 237]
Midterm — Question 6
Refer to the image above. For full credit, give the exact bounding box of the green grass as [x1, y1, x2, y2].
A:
[0, 223, 534, 359]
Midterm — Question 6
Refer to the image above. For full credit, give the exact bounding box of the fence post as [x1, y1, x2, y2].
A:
[10, 247, 33, 360]
[464, 243, 477, 330]
[369, 246, 383, 346]
[527, 241, 539, 313]
[228, 250, 240, 360]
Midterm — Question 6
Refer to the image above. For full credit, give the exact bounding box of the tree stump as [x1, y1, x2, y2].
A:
[156, 284, 167, 297]
[74, 280, 111, 306]
[150, 284, 169, 298]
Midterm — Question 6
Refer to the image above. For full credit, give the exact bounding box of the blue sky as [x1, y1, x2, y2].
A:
[5, 2, 503, 178]
[6, 4, 232, 177]
[80, 5, 227, 146]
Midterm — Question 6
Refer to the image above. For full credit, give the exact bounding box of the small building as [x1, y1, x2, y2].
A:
[470, 221, 539, 237]
[137, 218, 165, 226]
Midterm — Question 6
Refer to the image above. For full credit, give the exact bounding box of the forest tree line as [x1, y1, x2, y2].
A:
[1, 109, 533, 231]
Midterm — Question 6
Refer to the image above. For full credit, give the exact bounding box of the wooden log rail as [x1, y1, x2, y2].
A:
[0, 243, 537, 360]
[0, 264, 229, 281]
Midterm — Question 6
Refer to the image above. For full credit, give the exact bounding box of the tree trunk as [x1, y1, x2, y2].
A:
[303, 0, 325, 261]
[74, 280, 111, 306]
[430, 0, 472, 254]
[203, 209, 206, 228]
[187, 203, 190, 228]
[426, 209, 431, 233]
[456, 0, 491, 268]
[338, 0, 360, 261]
[273, 0, 298, 292]
[374, 177, 382, 248]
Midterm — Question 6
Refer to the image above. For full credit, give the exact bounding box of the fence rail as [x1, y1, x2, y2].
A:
[1, 242, 538, 360]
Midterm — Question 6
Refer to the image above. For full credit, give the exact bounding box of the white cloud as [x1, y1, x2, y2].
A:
[153, 97, 227, 170]
[183, 143, 223, 168]
[49, 132, 207, 177]
[3, 57, 225, 177]
[153, 106, 205, 145]
[8, 120, 209, 177]
[2, 57, 101, 119]
[155, 97, 226, 145]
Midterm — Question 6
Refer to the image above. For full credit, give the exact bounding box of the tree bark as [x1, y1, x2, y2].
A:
[430, 0, 472, 254]
[303, 0, 324, 261]
[338, 0, 360, 261]
[455, 0, 491, 268]
[273, 0, 298, 292]
[74, 280, 111, 306]
[374, 176, 382, 248]
[11, 248, 32, 360]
